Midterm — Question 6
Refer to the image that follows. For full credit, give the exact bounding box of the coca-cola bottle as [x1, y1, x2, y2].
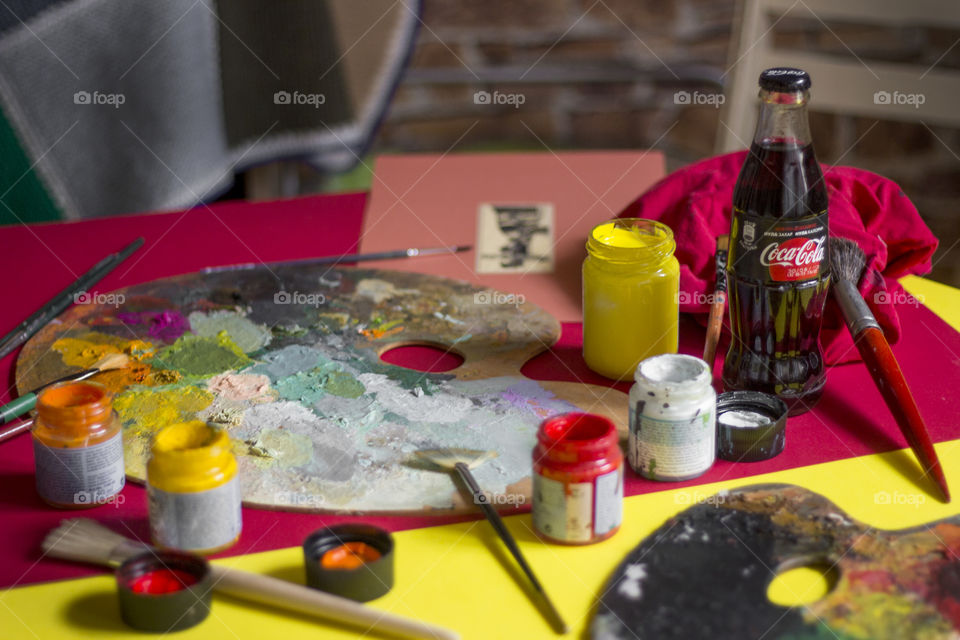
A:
[722, 68, 830, 415]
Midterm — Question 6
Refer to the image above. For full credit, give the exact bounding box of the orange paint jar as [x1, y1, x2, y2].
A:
[32, 381, 125, 508]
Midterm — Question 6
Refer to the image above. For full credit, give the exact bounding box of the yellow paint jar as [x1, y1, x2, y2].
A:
[147, 420, 241, 554]
[582, 218, 680, 380]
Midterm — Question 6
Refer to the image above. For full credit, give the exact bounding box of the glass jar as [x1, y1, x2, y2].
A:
[147, 420, 241, 554]
[628, 354, 716, 481]
[32, 381, 125, 508]
[532, 412, 623, 544]
[582, 218, 680, 381]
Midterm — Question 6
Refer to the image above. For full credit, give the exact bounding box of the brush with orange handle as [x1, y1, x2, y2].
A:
[829, 237, 949, 503]
[702, 235, 729, 369]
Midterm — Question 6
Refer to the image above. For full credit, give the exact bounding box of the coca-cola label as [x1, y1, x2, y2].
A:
[730, 210, 828, 282]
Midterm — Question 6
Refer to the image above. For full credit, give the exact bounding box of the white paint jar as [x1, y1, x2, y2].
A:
[628, 354, 716, 481]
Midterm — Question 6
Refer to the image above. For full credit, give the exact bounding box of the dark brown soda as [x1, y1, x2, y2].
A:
[722, 139, 831, 414]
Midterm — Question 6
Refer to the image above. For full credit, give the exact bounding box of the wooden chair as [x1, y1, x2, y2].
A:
[717, 0, 960, 153]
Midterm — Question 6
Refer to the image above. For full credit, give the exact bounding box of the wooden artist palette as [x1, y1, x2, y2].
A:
[17, 266, 626, 513]
[592, 484, 960, 639]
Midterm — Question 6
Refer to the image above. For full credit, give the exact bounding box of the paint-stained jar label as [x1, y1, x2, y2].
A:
[148, 477, 242, 552]
[534, 474, 592, 542]
[594, 469, 623, 536]
[533, 469, 622, 543]
[33, 433, 125, 505]
[629, 409, 715, 481]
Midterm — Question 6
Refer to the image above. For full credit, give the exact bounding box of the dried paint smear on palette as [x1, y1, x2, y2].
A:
[19, 267, 581, 512]
[593, 485, 960, 640]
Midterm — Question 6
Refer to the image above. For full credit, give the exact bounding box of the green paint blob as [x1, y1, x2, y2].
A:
[271, 324, 308, 338]
[152, 331, 252, 378]
[324, 370, 365, 399]
[276, 368, 330, 404]
[275, 361, 365, 402]
[188, 310, 272, 353]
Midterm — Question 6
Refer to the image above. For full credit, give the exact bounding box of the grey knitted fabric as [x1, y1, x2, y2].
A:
[0, 0, 419, 219]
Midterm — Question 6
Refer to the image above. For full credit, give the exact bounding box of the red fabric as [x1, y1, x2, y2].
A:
[618, 151, 939, 364]
[0, 186, 958, 589]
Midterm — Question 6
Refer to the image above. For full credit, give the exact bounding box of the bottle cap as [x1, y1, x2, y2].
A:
[759, 68, 811, 92]
[716, 391, 788, 462]
[116, 550, 212, 632]
[303, 524, 394, 602]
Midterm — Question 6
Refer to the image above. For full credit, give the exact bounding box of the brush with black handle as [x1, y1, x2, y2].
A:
[415, 448, 569, 634]
[829, 237, 949, 502]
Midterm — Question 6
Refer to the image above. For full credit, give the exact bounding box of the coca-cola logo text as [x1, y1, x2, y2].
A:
[760, 237, 825, 281]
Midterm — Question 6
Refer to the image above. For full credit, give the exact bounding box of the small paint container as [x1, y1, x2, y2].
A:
[716, 391, 789, 462]
[303, 524, 394, 602]
[628, 354, 716, 481]
[147, 420, 242, 554]
[116, 550, 212, 632]
[32, 381, 125, 508]
[582, 218, 680, 381]
[532, 412, 623, 545]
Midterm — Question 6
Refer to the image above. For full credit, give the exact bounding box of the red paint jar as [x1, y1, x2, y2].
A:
[532, 412, 624, 544]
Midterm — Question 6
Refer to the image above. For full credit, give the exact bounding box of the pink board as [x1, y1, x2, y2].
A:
[359, 151, 666, 323]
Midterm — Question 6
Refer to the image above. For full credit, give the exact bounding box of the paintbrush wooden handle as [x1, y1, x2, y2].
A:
[209, 565, 459, 640]
[703, 236, 728, 368]
[855, 326, 949, 502]
[702, 291, 726, 366]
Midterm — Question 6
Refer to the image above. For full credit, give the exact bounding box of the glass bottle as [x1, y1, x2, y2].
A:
[722, 68, 831, 415]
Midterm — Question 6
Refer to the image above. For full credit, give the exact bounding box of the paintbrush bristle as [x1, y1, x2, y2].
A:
[42, 519, 149, 568]
[93, 352, 130, 371]
[415, 448, 498, 470]
[829, 237, 867, 285]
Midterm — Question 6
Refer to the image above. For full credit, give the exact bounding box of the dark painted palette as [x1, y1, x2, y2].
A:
[17, 265, 627, 513]
[592, 484, 960, 639]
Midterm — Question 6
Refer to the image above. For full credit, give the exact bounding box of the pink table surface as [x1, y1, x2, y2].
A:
[1, 192, 959, 589]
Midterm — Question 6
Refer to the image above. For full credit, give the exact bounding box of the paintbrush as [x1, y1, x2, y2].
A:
[0, 237, 144, 360]
[415, 448, 569, 635]
[0, 352, 130, 426]
[43, 519, 459, 640]
[829, 237, 950, 502]
[702, 234, 729, 368]
[204, 245, 472, 273]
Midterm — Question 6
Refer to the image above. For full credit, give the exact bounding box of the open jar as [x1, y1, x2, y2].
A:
[628, 354, 716, 481]
[582, 218, 680, 381]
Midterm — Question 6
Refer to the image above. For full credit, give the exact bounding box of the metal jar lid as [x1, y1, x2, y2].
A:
[116, 550, 212, 632]
[716, 391, 788, 462]
[303, 524, 394, 602]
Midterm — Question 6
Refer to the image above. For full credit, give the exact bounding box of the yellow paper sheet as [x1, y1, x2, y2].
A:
[901, 274, 960, 333]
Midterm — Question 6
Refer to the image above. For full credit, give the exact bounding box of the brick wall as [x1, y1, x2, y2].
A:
[376, 0, 960, 286]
